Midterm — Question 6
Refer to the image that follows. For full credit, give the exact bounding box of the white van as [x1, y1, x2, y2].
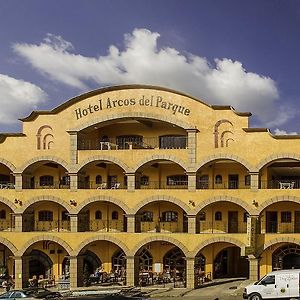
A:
[243, 269, 300, 300]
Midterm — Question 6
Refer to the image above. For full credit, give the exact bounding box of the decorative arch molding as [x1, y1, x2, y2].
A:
[0, 237, 17, 255]
[130, 236, 189, 257]
[259, 237, 300, 256]
[75, 155, 130, 173]
[17, 156, 69, 173]
[134, 155, 188, 173]
[0, 158, 16, 172]
[19, 195, 72, 214]
[196, 154, 255, 172]
[258, 195, 300, 214]
[257, 153, 300, 170]
[0, 196, 17, 212]
[76, 195, 130, 214]
[74, 235, 130, 256]
[190, 195, 255, 215]
[131, 195, 191, 214]
[190, 236, 246, 257]
[70, 111, 196, 132]
[16, 235, 73, 256]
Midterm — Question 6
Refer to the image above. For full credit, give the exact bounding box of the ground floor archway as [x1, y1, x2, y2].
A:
[272, 244, 300, 270]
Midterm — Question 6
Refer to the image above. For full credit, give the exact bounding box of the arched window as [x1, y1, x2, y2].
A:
[0, 210, 6, 219]
[141, 211, 153, 222]
[244, 175, 251, 186]
[39, 210, 53, 221]
[95, 210, 102, 220]
[162, 211, 178, 222]
[167, 175, 188, 186]
[112, 211, 119, 220]
[140, 176, 149, 186]
[215, 211, 222, 221]
[199, 212, 206, 221]
[215, 175, 222, 184]
[96, 175, 102, 184]
[40, 175, 54, 186]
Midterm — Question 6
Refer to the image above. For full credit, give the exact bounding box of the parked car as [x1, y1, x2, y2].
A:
[0, 288, 62, 299]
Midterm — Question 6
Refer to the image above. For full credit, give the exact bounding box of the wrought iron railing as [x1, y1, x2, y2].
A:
[196, 221, 247, 233]
[196, 180, 251, 189]
[23, 181, 70, 189]
[136, 181, 188, 189]
[23, 220, 70, 232]
[260, 180, 300, 189]
[78, 220, 125, 232]
[261, 221, 300, 233]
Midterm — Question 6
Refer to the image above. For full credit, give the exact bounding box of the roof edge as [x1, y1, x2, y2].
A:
[20, 84, 252, 121]
[0, 133, 26, 144]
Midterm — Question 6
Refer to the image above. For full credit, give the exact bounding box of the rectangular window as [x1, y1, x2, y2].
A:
[281, 211, 292, 223]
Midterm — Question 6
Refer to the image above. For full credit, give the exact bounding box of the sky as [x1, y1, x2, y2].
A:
[0, 0, 300, 134]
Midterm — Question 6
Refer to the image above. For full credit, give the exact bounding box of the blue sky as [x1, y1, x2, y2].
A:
[0, 0, 300, 134]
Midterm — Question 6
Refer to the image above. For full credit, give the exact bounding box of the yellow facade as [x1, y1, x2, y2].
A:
[0, 85, 300, 289]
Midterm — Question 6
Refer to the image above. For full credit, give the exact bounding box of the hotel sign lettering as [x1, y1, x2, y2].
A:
[74, 95, 191, 120]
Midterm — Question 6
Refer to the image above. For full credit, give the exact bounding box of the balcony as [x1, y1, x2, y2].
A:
[23, 180, 70, 189]
[78, 220, 125, 232]
[260, 179, 300, 189]
[23, 220, 71, 232]
[196, 180, 250, 190]
[136, 180, 188, 190]
[0, 182, 15, 189]
[78, 136, 188, 150]
[136, 220, 187, 233]
[197, 221, 247, 234]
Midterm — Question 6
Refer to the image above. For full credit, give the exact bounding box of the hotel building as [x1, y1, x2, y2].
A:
[0, 85, 299, 289]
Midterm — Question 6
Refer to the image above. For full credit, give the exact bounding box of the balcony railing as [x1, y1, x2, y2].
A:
[136, 181, 188, 189]
[23, 220, 71, 232]
[196, 180, 250, 189]
[78, 220, 125, 232]
[0, 220, 14, 231]
[0, 181, 15, 189]
[78, 136, 188, 150]
[260, 180, 300, 189]
[23, 181, 70, 189]
[78, 181, 126, 189]
[261, 221, 300, 233]
[136, 220, 186, 233]
[197, 221, 247, 233]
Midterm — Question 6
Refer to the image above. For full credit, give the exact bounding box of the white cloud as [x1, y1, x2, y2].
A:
[13, 29, 285, 126]
[0, 74, 46, 125]
[274, 128, 298, 135]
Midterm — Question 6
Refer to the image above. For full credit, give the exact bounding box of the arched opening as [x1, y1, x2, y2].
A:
[0, 163, 14, 189]
[22, 161, 69, 189]
[22, 240, 69, 288]
[196, 201, 248, 234]
[195, 253, 208, 287]
[135, 201, 188, 233]
[23, 201, 70, 232]
[213, 246, 248, 279]
[78, 201, 126, 232]
[272, 244, 300, 270]
[260, 201, 300, 234]
[259, 158, 300, 189]
[134, 241, 186, 288]
[77, 240, 126, 287]
[77, 118, 187, 151]
[135, 160, 187, 190]
[0, 243, 14, 284]
[196, 159, 250, 190]
[0, 203, 14, 232]
[78, 161, 126, 189]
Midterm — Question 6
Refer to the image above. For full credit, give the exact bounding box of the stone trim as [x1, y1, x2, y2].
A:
[258, 195, 300, 214]
[73, 235, 130, 256]
[190, 195, 255, 215]
[16, 235, 73, 256]
[129, 235, 189, 257]
[18, 195, 73, 214]
[131, 195, 191, 214]
[0, 237, 18, 255]
[75, 155, 130, 173]
[0, 196, 18, 212]
[134, 155, 188, 173]
[0, 157, 16, 171]
[189, 236, 246, 257]
[256, 153, 300, 170]
[70, 111, 195, 132]
[75, 195, 130, 214]
[17, 156, 69, 173]
[196, 154, 255, 172]
[259, 237, 300, 256]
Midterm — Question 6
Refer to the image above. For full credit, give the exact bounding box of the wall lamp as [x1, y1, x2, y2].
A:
[14, 199, 22, 206]
[252, 199, 258, 207]
[70, 200, 77, 206]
